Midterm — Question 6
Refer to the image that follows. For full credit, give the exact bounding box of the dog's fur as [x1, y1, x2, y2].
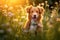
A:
[23, 5, 45, 34]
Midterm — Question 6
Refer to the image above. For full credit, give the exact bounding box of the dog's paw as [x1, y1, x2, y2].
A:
[38, 23, 43, 28]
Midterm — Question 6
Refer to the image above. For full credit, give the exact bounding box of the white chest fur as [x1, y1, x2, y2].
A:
[29, 20, 37, 33]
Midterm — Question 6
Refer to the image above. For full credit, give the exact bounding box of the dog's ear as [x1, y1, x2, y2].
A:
[37, 6, 45, 14]
[26, 5, 33, 14]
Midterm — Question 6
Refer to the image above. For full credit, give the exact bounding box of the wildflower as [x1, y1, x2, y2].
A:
[1, 22, 9, 26]
[2, 9, 7, 12]
[47, 22, 53, 28]
[46, 4, 49, 7]
[1, 24, 6, 26]
[45, 1, 48, 4]
[13, 18, 18, 22]
[3, 10, 8, 16]
[3, 13, 8, 16]
[51, 9, 56, 18]
[59, 1, 60, 3]
[6, 22, 10, 26]
[33, 2, 35, 6]
[19, 22, 23, 25]
[50, 6, 54, 9]
[21, 16, 26, 18]
[8, 12, 14, 17]
[17, 16, 20, 18]
[41, 3, 44, 7]
[0, 30, 4, 33]
[8, 6, 13, 10]
[4, 4, 8, 8]
[7, 28, 12, 33]
[55, 7, 58, 10]
[55, 2, 58, 5]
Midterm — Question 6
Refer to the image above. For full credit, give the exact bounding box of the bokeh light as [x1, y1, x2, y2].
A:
[0, 0, 60, 40]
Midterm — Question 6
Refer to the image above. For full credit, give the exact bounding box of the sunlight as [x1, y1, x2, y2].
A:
[5, 0, 27, 6]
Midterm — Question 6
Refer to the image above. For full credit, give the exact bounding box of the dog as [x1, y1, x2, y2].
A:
[23, 5, 45, 34]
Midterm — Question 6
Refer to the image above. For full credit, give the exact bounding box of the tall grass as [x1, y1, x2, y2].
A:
[0, 1, 60, 40]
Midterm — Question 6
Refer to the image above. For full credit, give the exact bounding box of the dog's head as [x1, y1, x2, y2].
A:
[26, 5, 45, 21]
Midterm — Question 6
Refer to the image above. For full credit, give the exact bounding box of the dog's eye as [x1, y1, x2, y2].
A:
[36, 11, 38, 13]
[31, 11, 33, 13]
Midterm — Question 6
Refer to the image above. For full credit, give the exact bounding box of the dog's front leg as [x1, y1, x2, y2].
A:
[37, 23, 43, 32]
[23, 20, 30, 33]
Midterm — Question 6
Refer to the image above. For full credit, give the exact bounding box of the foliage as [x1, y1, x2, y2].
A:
[0, 0, 60, 40]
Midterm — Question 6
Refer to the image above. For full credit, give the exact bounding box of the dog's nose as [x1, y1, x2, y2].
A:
[34, 15, 36, 17]
[34, 15, 36, 18]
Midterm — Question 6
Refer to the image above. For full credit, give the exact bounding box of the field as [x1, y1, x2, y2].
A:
[0, 0, 60, 40]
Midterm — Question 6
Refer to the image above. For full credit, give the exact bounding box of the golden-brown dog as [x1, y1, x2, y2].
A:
[23, 5, 45, 34]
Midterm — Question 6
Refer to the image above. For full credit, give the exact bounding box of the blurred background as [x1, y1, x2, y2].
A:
[0, 0, 60, 40]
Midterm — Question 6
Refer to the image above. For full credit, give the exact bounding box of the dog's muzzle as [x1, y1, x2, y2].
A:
[32, 13, 38, 19]
[34, 15, 36, 18]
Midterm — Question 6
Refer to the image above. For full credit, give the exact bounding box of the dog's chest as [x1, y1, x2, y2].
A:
[29, 20, 37, 32]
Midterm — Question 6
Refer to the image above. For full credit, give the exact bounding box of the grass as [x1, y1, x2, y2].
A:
[0, 1, 60, 40]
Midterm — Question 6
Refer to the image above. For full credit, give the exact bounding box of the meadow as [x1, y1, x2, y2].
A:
[0, 0, 60, 40]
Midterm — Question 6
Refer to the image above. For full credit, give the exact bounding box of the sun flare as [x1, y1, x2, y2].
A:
[0, 0, 28, 6]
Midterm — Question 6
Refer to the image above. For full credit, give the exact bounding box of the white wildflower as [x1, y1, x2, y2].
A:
[4, 4, 8, 8]
[19, 22, 23, 25]
[0, 30, 4, 33]
[8, 6, 13, 10]
[45, 1, 48, 4]
[7, 28, 12, 32]
[55, 2, 58, 5]
[13, 19, 18, 22]
[1, 24, 6, 26]
[21, 16, 26, 18]
[8, 12, 14, 17]
[6, 22, 10, 26]
[41, 3, 44, 6]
